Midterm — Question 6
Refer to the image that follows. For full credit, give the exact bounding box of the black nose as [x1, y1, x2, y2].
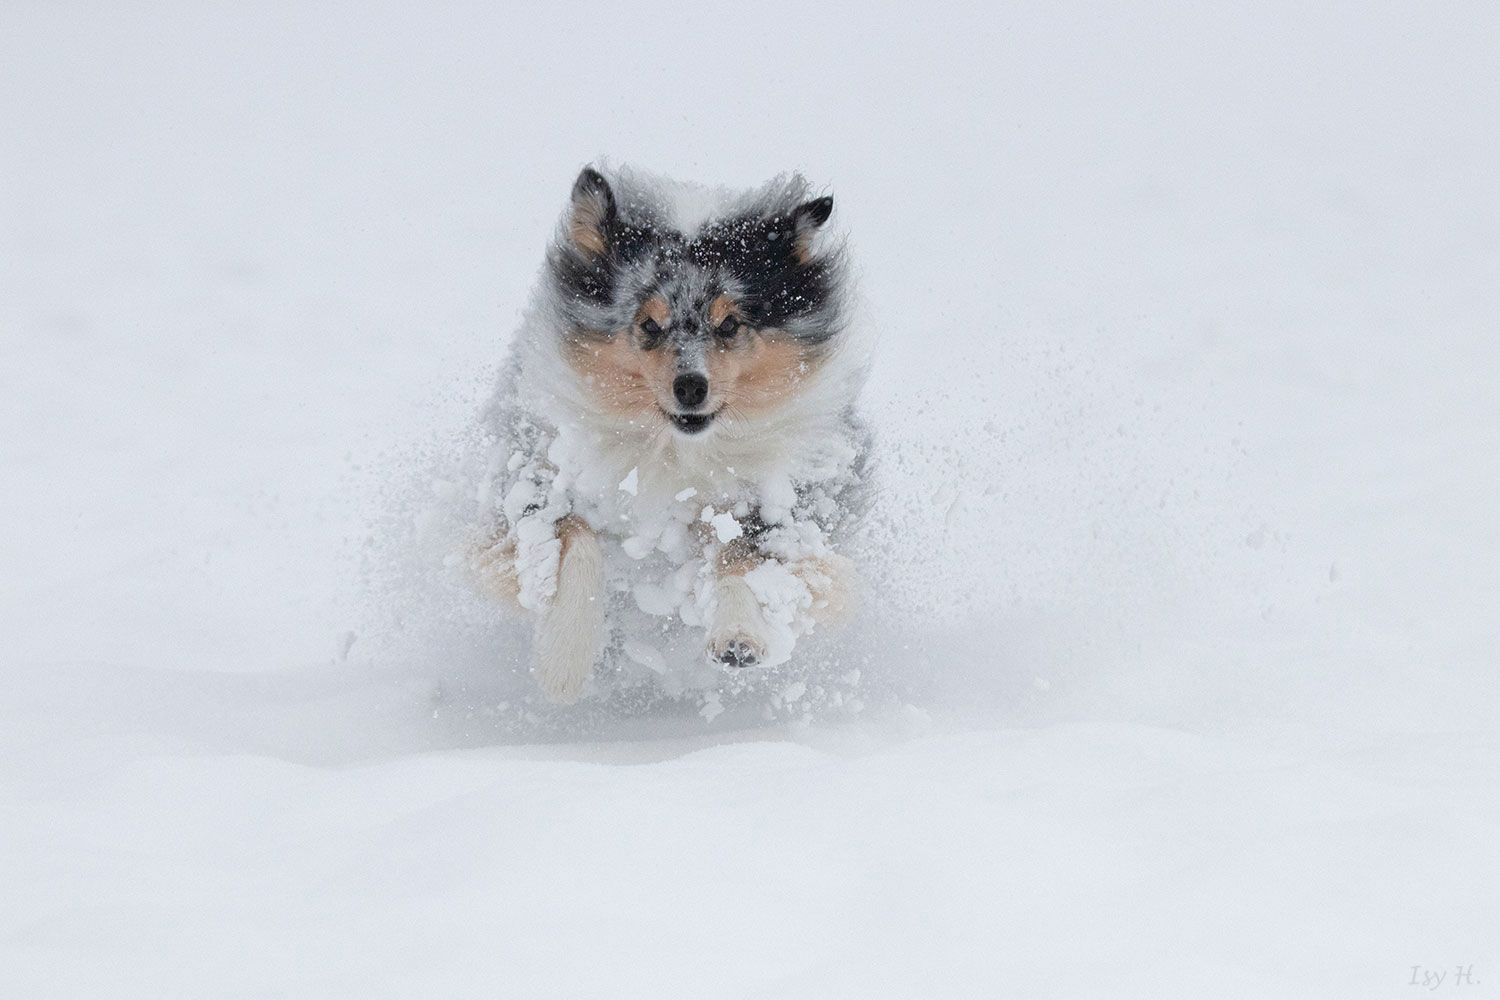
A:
[673, 372, 708, 409]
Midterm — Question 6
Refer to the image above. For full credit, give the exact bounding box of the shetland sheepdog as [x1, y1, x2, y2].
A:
[472, 165, 872, 703]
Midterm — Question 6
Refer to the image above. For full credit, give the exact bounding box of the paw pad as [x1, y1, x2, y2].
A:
[715, 639, 760, 669]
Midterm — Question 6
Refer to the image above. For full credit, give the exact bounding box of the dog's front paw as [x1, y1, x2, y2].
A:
[531, 517, 605, 704]
[706, 575, 769, 669]
[532, 640, 591, 703]
[533, 592, 600, 703]
[709, 633, 766, 669]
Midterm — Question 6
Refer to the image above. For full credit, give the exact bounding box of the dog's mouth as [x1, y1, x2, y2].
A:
[666, 409, 717, 435]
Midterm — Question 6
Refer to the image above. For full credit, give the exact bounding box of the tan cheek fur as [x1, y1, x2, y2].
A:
[564, 335, 676, 418]
[706, 331, 821, 417]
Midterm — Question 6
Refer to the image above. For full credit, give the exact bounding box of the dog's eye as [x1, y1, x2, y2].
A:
[716, 316, 740, 338]
[640, 317, 663, 339]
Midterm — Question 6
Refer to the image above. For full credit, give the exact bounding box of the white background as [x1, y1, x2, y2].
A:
[3, 2, 1497, 997]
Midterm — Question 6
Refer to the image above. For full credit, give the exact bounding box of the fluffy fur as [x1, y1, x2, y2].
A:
[473, 165, 872, 703]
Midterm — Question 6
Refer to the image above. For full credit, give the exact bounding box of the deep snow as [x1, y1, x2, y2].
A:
[2, 2, 1497, 997]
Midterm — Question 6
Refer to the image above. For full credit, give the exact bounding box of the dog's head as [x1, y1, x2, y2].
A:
[544, 166, 847, 439]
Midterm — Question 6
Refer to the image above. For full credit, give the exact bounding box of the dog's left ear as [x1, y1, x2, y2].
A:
[791, 195, 833, 261]
[568, 167, 616, 257]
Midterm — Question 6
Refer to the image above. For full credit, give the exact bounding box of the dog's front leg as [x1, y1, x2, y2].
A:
[706, 540, 771, 668]
[532, 515, 604, 703]
[705, 541, 861, 669]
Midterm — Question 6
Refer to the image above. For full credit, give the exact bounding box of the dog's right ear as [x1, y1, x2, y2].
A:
[568, 167, 616, 257]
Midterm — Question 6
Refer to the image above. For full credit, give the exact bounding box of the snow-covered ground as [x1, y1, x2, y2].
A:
[3, 3, 1497, 996]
